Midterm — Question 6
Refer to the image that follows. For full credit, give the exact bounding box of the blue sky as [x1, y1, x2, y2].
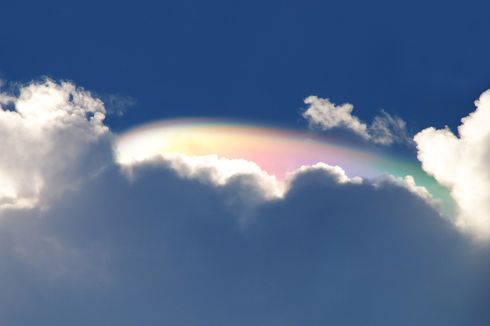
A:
[1, 0, 490, 325]
[1, 0, 489, 130]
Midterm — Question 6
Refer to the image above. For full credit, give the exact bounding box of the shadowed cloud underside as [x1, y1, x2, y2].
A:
[115, 118, 452, 212]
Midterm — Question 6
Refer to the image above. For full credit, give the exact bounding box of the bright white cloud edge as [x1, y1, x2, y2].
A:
[415, 89, 490, 241]
[0, 79, 110, 211]
[302, 96, 408, 145]
[0, 79, 461, 238]
[116, 149, 438, 212]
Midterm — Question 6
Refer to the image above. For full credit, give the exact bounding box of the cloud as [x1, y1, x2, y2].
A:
[415, 90, 490, 241]
[302, 96, 368, 138]
[0, 79, 488, 324]
[303, 96, 408, 145]
[118, 151, 439, 211]
[0, 79, 426, 213]
[0, 79, 112, 210]
[369, 110, 409, 145]
[101, 93, 136, 117]
[120, 153, 282, 196]
[0, 159, 488, 325]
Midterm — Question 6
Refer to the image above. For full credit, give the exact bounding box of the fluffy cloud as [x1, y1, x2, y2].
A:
[121, 153, 283, 199]
[0, 80, 111, 210]
[1, 79, 489, 325]
[415, 90, 490, 240]
[118, 152, 440, 212]
[303, 96, 368, 138]
[303, 96, 408, 145]
[1, 160, 488, 325]
[0, 80, 426, 213]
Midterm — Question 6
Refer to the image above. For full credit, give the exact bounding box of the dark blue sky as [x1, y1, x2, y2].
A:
[1, 0, 489, 132]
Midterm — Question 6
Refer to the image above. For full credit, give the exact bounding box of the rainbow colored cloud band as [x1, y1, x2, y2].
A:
[116, 118, 453, 214]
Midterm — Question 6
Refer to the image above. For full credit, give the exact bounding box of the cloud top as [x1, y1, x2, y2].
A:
[415, 90, 490, 240]
[0, 80, 110, 210]
[0, 79, 488, 324]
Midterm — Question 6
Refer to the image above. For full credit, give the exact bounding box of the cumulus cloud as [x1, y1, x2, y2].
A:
[118, 151, 440, 211]
[1, 160, 488, 325]
[1, 79, 489, 325]
[415, 90, 490, 240]
[303, 96, 408, 145]
[0, 79, 111, 210]
[122, 153, 284, 200]
[0, 79, 427, 214]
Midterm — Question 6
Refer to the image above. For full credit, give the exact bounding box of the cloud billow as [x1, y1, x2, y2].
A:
[0, 80, 489, 325]
[0, 80, 112, 210]
[415, 90, 490, 240]
[1, 162, 488, 325]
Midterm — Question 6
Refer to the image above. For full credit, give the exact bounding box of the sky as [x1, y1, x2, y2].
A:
[1, 0, 490, 325]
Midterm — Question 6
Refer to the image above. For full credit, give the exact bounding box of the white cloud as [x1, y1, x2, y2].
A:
[0, 79, 111, 211]
[0, 79, 431, 216]
[0, 152, 481, 325]
[369, 110, 409, 145]
[374, 174, 437, 207]
[0, 77, 444, 232]
[414, 89, 490, 240]
[302, 96, 369, 138]
[120, 153, 285, 200]
[0, 79, 484, 324]
[303, 96, 408, 145]
[120, 153, 345, 204]
[117, 150, 438, 211]
[289, 162, 363, 185]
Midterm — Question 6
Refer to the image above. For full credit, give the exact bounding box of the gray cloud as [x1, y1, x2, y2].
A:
[0, 161, 488, 325]
[0, 80, 488, 325]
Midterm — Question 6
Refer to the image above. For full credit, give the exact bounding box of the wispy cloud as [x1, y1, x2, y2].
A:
[303, 96, 408, 145]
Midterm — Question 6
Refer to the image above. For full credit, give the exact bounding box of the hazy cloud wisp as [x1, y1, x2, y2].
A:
[303, 96, 408, 145]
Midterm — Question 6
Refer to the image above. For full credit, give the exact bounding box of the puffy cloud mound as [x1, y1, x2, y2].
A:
[119, 152, 439, 212]
[1, 162, 489, 325]
[120, 152, 377, 204]
[0, 80, 111, 210]
[0, 79, 489, 325]
[303, 96, 408, 145]
[121, 153, 283, 199]
[415, 90, 490, 240]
